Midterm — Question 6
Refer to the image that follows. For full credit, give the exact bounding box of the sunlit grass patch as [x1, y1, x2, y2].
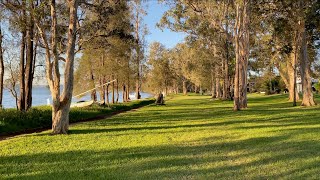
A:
[1, 93, 320, 179]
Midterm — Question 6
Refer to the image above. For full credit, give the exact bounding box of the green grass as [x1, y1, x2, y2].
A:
[1, 94, 320, 179]
[0, 99, 155, 136]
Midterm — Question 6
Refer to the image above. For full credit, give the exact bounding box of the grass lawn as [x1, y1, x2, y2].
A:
[1, 93, 320, 179]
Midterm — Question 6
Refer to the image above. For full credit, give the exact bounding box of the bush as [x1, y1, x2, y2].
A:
[314, 83, 320, 93]
[262, 76, 285, 95]
[0, 99, 155, 136]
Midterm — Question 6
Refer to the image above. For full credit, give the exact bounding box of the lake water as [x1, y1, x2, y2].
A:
[2, 86, 152, 108]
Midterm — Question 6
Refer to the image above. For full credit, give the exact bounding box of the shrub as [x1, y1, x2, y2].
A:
[0, 99, 154, 136]
[262, 76, 285, 95]
[314, 83, 320, 93]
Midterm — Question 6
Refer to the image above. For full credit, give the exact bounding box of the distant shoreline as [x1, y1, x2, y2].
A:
[2, 87, 152, 109]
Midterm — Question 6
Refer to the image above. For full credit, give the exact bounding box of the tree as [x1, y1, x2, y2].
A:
[297, 0, 317, 106]
[3, 45, 20, 109]
[1, 0, 37, 111]
[73, 50, 97, 102]
[24, 0, 36, 110]
[253, 0, 319, 106]
[74, 0, 133, 105]
[129, 0, 148, 100]
[159, 0, 236, 101]
[170, 43, 195, 95]
[35, 0, 78, 134]
[146, 42, 174, 95]
[0, 21, 4, 108]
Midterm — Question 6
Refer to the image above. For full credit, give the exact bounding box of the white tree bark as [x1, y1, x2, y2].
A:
[36, 0, 78, 134]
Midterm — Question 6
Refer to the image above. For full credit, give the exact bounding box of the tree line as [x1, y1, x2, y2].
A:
[147, 0, 320, 110]
[0, 0, 319, 134]
[0, 0, 147, 134]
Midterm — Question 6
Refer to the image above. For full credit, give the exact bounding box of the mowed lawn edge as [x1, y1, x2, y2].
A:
[1, 93, 320, 179]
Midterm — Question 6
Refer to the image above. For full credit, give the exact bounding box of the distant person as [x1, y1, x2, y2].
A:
[155, 93, 165, 105]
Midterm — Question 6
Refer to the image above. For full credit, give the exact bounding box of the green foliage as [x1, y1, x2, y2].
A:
[0, 99, 154, 136]
[1, 94, 320, 179]
[261, 76, 285, 95]
[314, 83, 320, 92]
[145, 39, 219, 94]
[145, 42, 174, 93]
[74, 0, 134, 97]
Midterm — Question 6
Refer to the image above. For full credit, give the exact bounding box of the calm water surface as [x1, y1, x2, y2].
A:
[2, 86, 152, 108]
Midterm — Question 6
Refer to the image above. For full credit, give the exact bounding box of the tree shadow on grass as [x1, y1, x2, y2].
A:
[5, 94, 320, 179]
[71, 94, 319, 133]
[2, 132, 320, 179]
[54, 99, 320, 136]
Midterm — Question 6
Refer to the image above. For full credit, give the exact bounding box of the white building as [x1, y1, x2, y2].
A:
[296, 77, 318, 93]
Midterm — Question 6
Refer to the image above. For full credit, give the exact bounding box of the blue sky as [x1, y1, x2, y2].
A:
[143, 1, 186, 49]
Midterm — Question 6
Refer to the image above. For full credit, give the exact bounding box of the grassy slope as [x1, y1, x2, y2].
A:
[1, 94, 320, 179]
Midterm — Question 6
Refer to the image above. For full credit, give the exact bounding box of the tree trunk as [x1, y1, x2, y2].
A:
[134, 6, 141, 100]
[99, 77, 105, 104]
[126, 83, 130, 101]
[211, 69, 216, 98]
[123, 84, 126, 102]
[234, 0, 250, 110]
[25, 4, 35, 110]
[288, 52, 299, 102]
[116, 78, 119, 103]
[18, 0, 27, 111]
[234, 32, 240, 110]
[239, 59, 248, 108]
[183, 79, 187, 95]
[275, 50, 299, 101]
[52, 102, 70, 134]
[90, 69, 96, 102]
[275, 62, 290, 91]
[223, 1, 230, 100]
[299, 20, 316, 106]
[0, 25, 4, 108]
[222, 63, 226, 99]
[19, 30, 26, 111]
[293, 53, 297, 106]
[229, 77, 234, 100]
[50, 0, 78, 134]
[135, 80, 141, 99]
[127, 60, 130, 100]
[91, 90, 97, 102]
[106, 84, 109, 106]
[215, 66, 221, 98]
[135, 67, 140, 99]
[126, 78, 130, 101]
[222, 59, 229, 100]
[31, 35, 38, 87]
[112, 78, 115, 104]
[216, 78, 221, 98]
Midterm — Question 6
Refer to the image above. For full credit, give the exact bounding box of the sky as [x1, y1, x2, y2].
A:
[143, 1, 186, 49]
